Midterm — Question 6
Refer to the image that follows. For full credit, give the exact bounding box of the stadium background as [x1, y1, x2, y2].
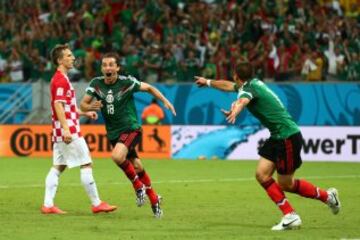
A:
[0, 0, 359, 239]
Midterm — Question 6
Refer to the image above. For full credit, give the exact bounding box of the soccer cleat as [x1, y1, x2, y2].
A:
[92, 201, 117, 214]
[151, 196, 163, 218]
[327, 188, 341, 215]
[41, 205, 67, 214]
[136, 186, 146, 207]
[271, 212, 302, 231]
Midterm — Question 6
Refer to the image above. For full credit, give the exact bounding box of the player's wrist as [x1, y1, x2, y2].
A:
[206, 79, 212, 87]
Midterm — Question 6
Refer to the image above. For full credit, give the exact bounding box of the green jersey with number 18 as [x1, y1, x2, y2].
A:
[86, 75, 141, 141]
[236, 78, 300, 139]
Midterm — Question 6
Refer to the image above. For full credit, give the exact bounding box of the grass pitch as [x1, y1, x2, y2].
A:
[0, 158, 359, 240]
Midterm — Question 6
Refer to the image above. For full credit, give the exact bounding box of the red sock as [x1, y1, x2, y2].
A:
[138, 170, 158, 205]
[261, 178, 294, 215]
[291, 179, 328, 203]
[119, 160, 143, 190]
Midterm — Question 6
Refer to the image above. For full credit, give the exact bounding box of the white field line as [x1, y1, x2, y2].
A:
[0, 174, 359, 190]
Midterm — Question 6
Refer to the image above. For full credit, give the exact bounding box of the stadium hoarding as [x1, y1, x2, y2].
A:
[171, 126, 360, 162]
[0, 125, 171, 159]
[1, 125, 359, 161]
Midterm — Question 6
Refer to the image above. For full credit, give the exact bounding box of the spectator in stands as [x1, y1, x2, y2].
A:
[8, 48, 24, 82]
[324, 39, 345, 81]
[0, 0, 359, 83]
[302, 51, 324, 81]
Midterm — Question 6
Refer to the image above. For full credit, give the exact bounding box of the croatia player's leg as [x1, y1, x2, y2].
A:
[42, 164, 67, 214]
[131, 156, 163, 218]
[80, 164, 117, 214]
[72, 138, 116, 213]
[256, 158, 301, 230]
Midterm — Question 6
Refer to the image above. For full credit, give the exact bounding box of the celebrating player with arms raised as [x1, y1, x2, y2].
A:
[81, 52, 176, 218]
[195, 62, 341, 230]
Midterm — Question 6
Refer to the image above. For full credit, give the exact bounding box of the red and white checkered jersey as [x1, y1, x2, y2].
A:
[50, 70, 81, 142]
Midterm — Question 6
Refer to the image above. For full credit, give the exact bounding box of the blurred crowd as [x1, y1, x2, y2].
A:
[0, 0, 359, 84]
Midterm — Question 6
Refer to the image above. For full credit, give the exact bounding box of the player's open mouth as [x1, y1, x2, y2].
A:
[105, 73, 112, 77]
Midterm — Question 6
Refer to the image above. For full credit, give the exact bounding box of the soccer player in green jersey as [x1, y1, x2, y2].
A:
[80, 53, 176, 218]
[195, 62, 341, 230]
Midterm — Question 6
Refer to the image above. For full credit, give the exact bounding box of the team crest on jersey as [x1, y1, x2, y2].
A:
[66, 90, 72, 97]
[106, 90, 114, 103]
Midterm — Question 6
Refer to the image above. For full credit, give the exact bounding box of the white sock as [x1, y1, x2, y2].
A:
[80, 168, 101, 206]
[44, 167, 60, 207]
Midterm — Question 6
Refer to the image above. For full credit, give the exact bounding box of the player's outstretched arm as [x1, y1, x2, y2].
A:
[140, 82, 176, 116]
[221, 98, 250, 124]
[194, 76, 236, 92]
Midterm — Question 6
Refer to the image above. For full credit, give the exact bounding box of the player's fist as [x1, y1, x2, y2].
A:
[86, 111, 98, 120]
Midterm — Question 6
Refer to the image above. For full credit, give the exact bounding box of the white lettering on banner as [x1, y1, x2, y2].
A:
[228, 127, 360, 162]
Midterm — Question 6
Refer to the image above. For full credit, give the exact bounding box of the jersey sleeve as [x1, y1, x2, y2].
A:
[85, 79, 97, 98]
[237, 84, 255, 100]
[53, 77, 70, 103]
[128, 75, 141, 93]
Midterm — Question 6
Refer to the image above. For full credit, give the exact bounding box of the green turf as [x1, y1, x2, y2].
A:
[0, 158, 359, 240]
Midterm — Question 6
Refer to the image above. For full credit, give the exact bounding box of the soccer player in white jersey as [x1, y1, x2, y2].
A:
[41, 44, 117, 214]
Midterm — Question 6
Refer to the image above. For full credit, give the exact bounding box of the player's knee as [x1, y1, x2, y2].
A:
[278, 180, 293, 192]
[255, 170, 269, 183]
[111, 152, 126, 164]
[131, 159, 143, 173]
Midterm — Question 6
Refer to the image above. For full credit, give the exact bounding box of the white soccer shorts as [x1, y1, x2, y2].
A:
[53, 137, 92, 168]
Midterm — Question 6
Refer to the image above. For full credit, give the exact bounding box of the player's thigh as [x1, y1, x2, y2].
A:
[256, 157, 276, 182]
[53, 142, 66, 166]
[111, 142, 128, 162]
[63, 137, 92, 168]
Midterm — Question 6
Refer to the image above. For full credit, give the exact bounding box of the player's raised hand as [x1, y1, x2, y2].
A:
[164, 101, 176, 116]
[194, 76, 207, 87]
[90, 100, 103, 110]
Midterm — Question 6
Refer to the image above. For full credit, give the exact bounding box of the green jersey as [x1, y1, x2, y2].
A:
[236, 79, 299, 139]
[86, 75, 141, 141]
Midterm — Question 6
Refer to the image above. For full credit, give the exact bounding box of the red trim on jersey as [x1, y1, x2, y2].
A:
[285, 139, 294, 174]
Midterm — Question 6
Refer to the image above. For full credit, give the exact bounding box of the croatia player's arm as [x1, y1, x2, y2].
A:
[139, 82, 176, 116]
[54, 101, 72, 143]
[194, 76, 236, 92]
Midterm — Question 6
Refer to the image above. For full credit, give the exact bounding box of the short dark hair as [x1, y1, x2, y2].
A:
[101, 52, 121, 66]
[50, 44, 70, 66]
[233, 62, 253, 81]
